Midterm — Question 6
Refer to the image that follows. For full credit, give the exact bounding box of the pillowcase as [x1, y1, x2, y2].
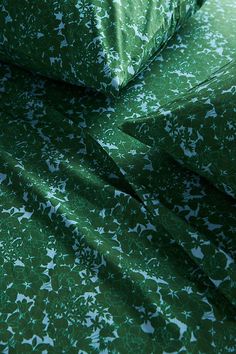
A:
[121, 60, 236, 198]
[0, 0, 205, 95]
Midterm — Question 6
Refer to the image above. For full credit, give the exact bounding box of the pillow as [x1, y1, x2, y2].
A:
[121, 60, 236, 198]
[0, 0, 205, 95]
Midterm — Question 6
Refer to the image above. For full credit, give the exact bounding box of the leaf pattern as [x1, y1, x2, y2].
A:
[0, 0, 204, 95]
[0, 0, 236, 352]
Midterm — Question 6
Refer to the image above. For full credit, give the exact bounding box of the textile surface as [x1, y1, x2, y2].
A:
[0, 0, 236, 352]
[0, 0, 204, 95]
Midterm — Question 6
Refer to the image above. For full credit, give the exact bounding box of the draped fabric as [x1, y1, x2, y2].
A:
[0, 0, 204, 95]
[0, 0, 236, 352]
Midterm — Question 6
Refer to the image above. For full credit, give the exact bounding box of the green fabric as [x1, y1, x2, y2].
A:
[0, 0, 204, 95]
[121, 59, 236, 307]
[122, 60, 236, 199]
[0, 0, 236, 352]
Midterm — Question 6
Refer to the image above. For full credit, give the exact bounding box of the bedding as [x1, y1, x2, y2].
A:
[0, 0, 204, 95]
[122, 60, 236, 198]
[121, 59, 236, 308]
[0, 0, 236, 352]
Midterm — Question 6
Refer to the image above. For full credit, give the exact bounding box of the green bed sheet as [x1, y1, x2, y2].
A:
[0, 0, 205, 95]
[0, 0, 236, 352]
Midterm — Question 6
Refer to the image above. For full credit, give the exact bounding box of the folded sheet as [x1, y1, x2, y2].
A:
[0, 0, 236, 352]
[0, 0, 204, 95]
[122, 60, 236, 198]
